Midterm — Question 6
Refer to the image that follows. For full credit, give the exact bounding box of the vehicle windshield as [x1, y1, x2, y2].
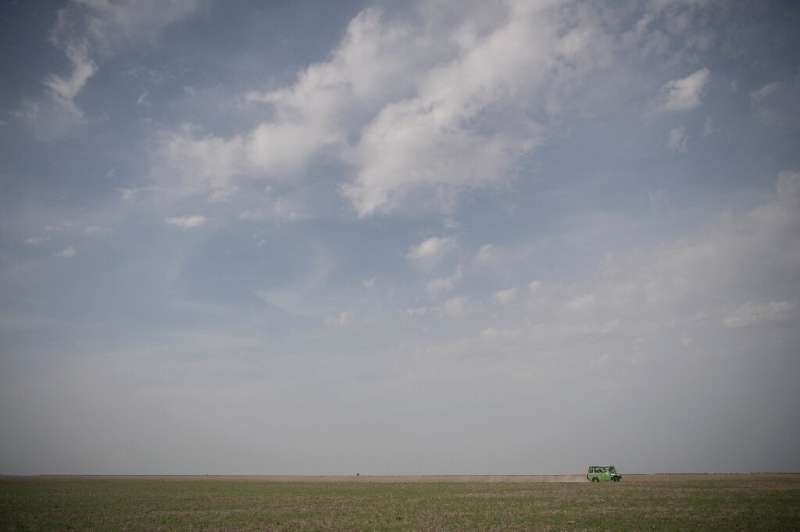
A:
[609, 467, 616, 473]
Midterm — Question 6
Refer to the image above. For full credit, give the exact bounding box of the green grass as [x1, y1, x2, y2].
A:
[1, 475, 798, 530]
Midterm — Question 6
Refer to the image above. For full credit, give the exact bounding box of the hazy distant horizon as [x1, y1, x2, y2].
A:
[1, 0, 799, 476]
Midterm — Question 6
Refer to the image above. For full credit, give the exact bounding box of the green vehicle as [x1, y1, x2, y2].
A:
[587, 465, 622, 482]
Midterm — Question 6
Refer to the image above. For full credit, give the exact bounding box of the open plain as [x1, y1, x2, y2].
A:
[1, 473, 798, 530]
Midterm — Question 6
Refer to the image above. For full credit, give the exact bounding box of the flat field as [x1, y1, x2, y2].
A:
[1, 474, 798, 530]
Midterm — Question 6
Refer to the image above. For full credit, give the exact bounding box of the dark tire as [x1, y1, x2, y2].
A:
[592, 477, 599, 483]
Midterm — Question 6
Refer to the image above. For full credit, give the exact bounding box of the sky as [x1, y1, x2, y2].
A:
[1, 0, 799, 475]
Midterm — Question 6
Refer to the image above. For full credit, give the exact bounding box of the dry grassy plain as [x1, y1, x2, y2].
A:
[1, 473, 798, 530]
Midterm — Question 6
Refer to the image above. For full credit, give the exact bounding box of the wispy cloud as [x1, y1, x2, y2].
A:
[668, 126, 689, 152]
[165, 215, 207, 229]
[18, 0, 204, 139]
[723, 301, 796, 328]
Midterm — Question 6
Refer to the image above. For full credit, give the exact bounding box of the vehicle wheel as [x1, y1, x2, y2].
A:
[592, 477, 599, 483]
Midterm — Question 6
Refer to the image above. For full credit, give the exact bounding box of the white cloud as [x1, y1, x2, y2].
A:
[157, 7, 444, 199]
[249, 7, 435, 156]
[668, 126, 688, 152]
[342, 2, 610, 215]
[59, 246, 78, 258]
[154, 127, 245, 197]
[494, 287, 518, 305]
[407, 236, 456, 266]
[158, 2, 682, 216]
[45, 44, 96, 103]
[142, 3, 726, 218]
[151, 121, 338, 200]
[723, 301, 796, 329]
[17, 43, 97, 139]
[555, 170, 800, 336]
[454, 205, 794, 356]
[658, 67, 710, 112]
[165, 215, 207, 229]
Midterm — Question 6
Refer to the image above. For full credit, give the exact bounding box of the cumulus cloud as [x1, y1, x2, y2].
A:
[342, 2, 614, 215]
[156, 8, 443, 199]
[165, 215, 207, 229]
[658, 67, 710, 112]
[245, 8, 432, 163]
[154, 2, 704, 215]
[151, 121, 340, 200]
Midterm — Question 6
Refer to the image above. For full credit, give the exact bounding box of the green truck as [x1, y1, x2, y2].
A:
[586, 465, 622, 482]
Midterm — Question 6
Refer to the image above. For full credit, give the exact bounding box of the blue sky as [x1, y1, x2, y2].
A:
[1, 0, 799, 475]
